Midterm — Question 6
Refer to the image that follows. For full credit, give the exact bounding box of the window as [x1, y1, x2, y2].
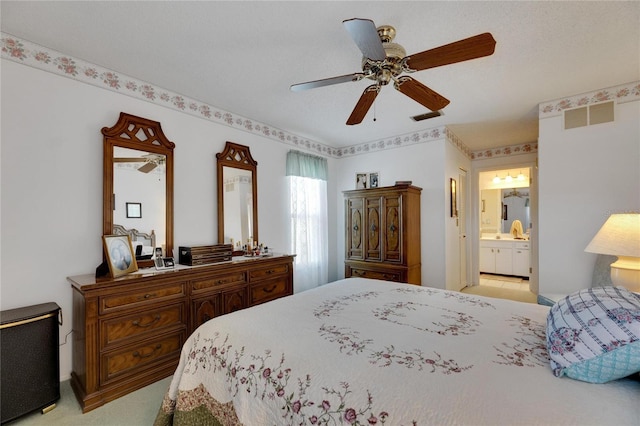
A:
[286, 151, 328, 292]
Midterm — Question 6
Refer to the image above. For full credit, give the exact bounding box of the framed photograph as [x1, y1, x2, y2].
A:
[155, 257, 175, 270]
[103, 234, 138, 277]
[369, 172, 379, 188]
[126, 202, 142, 218]
[356, 173, 368, 189]
[450, 178, 458, 218]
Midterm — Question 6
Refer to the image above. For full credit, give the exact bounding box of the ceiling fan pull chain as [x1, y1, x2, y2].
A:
[373, 98, 377, 122]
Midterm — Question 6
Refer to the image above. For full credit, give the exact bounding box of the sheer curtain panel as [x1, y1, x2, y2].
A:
[286, 150, 328, 292]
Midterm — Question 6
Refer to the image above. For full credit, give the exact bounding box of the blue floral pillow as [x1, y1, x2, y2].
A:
[546, 286, 640, 383]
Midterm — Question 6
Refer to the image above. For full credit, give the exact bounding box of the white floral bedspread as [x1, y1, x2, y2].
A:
[157, 278, 640, 425]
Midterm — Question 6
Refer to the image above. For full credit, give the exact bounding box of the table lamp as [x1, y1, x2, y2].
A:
[585, 213, 640, 292]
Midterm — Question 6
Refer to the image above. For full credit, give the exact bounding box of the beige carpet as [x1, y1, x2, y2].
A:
[10, 376, 171, 425]
[461, 284, 537, 304]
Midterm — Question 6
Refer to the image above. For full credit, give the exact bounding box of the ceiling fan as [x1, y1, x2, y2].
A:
[114, 154, 164, 173]
[290, 18, 496, 125]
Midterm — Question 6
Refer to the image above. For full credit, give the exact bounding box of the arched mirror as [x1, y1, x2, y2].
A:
[103, 112, 175, 268]
[217, 142, 258, 251]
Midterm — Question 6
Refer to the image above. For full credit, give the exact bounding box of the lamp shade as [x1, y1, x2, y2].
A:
[585, 214, 640, 257]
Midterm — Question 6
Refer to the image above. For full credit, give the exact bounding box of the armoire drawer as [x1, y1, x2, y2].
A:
[101, 303, 186, 348]
[100, 283, 186, 314]
[101, 331, 185, 385]
[348, 268, 402, 283]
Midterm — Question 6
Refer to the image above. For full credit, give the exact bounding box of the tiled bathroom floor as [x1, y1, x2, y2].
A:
[479, 274, 530, 292]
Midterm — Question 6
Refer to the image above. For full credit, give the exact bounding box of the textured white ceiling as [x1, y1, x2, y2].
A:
[2, 1, 638, 151]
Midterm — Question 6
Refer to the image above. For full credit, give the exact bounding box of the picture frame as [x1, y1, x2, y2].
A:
[356, 173, 368, 189]
[369, 172, 379, 188]
[450, 178, 458, 218]
[126, 202, 142, 218]
[102, 234, 138, 277]
[155, 256, 175, 270]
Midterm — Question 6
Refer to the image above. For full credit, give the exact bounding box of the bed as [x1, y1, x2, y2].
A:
[154, 278, 639, 425]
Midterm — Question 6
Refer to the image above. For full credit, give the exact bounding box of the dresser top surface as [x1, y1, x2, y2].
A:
[68, 253, 295, 290]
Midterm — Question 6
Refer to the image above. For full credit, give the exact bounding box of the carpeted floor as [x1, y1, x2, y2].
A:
[461, 274, 537, 303]
[7, 376, 171, 425]
[461, 283, 537, 303]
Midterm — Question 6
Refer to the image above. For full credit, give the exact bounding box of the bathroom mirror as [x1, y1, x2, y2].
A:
[216, 142, 258, 250]
[103, 113, 175, 268]
[501, 188, 530, 233]
[481, 188, 530, 235]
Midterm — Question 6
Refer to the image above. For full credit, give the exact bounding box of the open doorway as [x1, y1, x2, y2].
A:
[468, 165, 538, 302]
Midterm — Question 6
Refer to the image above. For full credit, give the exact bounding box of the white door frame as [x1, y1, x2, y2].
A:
[458, 168, 469, 290]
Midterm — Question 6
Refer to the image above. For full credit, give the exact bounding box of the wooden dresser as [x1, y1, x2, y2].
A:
[344, 183, 422, 284]
[68, 254, 294, 412]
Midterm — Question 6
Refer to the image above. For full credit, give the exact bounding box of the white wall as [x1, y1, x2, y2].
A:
[0, 59, 330, 380]
[444, 140, 472, 290]
[538, 99, 640, 295]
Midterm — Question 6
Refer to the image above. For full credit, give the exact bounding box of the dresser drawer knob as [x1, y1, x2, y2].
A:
[132, 315, 161, 328]
[133, 344, 162, 359]
[138, 293, 157, 301]
[263, 285, 277, 293]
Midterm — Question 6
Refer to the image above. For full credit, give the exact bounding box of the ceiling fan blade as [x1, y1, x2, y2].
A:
[404, 33, 496, 72]
[114, 157, 146, 162]
[290, 73, 365, 92]
[395, 76, 450, 111]
[138, 162, 157, 173]
[346, 85, 380, 125]
[343, 18, 386, 61]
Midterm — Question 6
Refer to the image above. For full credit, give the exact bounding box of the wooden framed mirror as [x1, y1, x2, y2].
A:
[216, 142, 258, 251]
[103, 112, 175, 268]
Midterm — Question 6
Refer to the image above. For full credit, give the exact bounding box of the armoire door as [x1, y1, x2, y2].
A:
[365, 196, 381, 261]
[346, 197, 364, 260]
[383, 194, 401, 263]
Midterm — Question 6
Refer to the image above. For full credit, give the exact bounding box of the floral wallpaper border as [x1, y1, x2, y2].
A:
[538, 81, 640, 118]
[8, 33, 635, 161]
[0, 32, 476, 160]
[0, 33, 337, 157]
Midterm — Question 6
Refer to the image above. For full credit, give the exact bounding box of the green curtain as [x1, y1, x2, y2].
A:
[286, 150, 328, 181]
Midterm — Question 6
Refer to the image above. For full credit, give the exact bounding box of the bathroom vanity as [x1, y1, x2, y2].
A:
[479, 237, 530, 277]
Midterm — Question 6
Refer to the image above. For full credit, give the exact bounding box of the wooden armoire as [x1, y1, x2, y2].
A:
[344, 183, 422, 285]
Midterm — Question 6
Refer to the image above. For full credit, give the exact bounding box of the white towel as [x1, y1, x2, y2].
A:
[510, 220, 524, 238]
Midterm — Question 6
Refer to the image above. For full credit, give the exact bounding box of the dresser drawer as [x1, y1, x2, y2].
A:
[101, 303, 186, 348]
[100, 283, 186, 314]
[101, 331, 184, 385]
[348, 267, 402, 283]
[250, 279, 289, 305]
[249, 263, 289, 281]
[191, 272, 246, 294]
